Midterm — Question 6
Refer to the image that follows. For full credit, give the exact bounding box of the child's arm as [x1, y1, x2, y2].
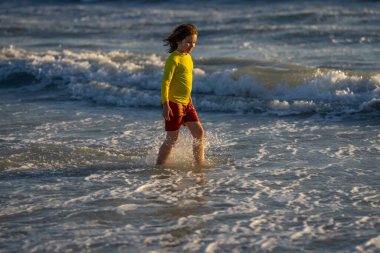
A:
[161, 57, 177, 120]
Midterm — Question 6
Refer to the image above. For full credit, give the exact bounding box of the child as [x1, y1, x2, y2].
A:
[156, 23, 207, 167]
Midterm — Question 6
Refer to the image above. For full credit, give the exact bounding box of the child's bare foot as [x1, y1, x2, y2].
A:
[196, 160, 214, 169]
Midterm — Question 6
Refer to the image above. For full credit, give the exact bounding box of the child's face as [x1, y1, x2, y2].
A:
[177, 34, 197, 54]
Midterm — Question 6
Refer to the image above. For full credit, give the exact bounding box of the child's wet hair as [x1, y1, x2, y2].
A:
[163, 24, 198, 53]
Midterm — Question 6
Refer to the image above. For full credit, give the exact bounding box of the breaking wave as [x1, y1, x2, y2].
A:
[1, 46, 379, 116]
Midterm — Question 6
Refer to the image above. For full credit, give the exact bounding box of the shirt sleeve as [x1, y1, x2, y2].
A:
[161, 57, 177, 103]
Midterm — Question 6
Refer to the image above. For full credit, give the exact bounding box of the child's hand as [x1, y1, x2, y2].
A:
[162, 103, 173, 121]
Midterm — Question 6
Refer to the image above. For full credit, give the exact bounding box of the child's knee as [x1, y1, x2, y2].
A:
[198, 126, 204, 139]
[165, 135, 178, 146]
[194, 126, 204, 140]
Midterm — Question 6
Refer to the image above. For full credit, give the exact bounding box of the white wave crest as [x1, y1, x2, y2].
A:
[1, 46, 379, 116]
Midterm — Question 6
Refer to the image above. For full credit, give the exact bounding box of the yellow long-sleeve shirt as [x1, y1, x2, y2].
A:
[161, 50, 193, 105]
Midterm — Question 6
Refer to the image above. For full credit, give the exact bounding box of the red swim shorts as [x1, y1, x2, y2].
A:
[164, 100, 199, 131]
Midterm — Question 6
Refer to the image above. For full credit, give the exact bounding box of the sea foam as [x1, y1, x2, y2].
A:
[1, 47, 379, 116]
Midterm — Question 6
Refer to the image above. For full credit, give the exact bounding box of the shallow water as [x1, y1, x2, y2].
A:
[1, 0, 380, 252]
[1, 91, 379, 252]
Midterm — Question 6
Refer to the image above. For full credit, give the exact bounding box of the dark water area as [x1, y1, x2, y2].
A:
[1, 0, 379, 252]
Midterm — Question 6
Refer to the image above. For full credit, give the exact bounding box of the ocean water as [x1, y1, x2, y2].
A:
[1, 0, 379, 252]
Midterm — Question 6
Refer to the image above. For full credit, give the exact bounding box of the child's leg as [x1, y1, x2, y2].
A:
[156, 130, 179, 165]
[186, 121, 205, 164]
